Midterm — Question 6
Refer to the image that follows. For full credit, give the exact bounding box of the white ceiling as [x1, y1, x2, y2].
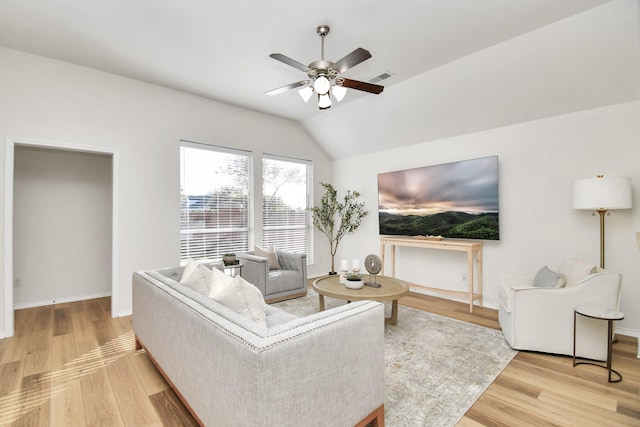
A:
[0, 0, 620, 158]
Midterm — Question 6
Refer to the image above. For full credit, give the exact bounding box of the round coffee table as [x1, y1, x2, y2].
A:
[312, 275, 409, 325]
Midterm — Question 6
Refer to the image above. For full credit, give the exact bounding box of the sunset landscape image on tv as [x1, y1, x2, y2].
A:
[377, 156, 499, 240]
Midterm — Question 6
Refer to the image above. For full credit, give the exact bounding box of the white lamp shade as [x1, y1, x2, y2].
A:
[298, 86, 313, 103]
[318, 93, 332, 109]
[573, 176, 632, 210]
[332, 85, 347, 102]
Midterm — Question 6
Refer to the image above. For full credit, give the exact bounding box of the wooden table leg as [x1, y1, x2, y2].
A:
[386, 299, 399, 325]
[318, 294, 325, 311]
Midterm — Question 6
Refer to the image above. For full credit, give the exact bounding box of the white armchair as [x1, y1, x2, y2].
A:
[498, 259, 621, 361]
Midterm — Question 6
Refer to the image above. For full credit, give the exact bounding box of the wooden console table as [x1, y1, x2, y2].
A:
[380, 236, 483, 313]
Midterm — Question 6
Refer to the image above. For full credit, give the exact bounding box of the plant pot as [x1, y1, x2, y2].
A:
[223, 255, 237, 265]
[345, 279, 364, 289]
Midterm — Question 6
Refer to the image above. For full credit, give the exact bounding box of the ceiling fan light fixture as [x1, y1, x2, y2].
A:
[313, 76, 331, 95]
[318, 93, 332, 109]
[298, 86, 313, 103]
[332, 84, 347, 102]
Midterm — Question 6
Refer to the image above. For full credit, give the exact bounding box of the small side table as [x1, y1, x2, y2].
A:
[573, 305, 624, 382]
[223, 262, 243, 278]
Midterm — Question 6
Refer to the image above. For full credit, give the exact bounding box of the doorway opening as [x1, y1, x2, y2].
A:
[4, 137, 119, 338]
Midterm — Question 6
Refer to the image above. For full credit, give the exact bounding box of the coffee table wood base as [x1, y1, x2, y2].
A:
[318, 294, 400, 325]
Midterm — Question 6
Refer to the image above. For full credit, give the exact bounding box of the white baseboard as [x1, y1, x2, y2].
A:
[13, 292, 111, 310]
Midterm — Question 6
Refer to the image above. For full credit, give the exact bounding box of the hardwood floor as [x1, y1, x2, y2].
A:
[0, 294, 637, 426]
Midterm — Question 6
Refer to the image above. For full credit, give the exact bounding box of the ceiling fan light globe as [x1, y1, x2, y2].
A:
[314, 76, 331, 95]
[298, 86, 313, 103]
[318, 93, 332, 109]
[332, 85, 347, 102]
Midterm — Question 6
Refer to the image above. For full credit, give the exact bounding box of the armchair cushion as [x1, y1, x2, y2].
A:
[557, 257, 596, 287]
[254, 244, 281, 270]
[533, 266, 565, 288]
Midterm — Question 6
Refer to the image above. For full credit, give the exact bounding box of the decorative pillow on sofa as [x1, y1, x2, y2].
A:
[208, 266, 233, 295]
[533, 266, 565, 288]
[557, 258, 596, 288]
[255, 244, 282, 270]
[209, 273, 267, 327]
[180, 259, 212, 296]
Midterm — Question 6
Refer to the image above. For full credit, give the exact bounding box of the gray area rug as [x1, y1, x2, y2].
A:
[273, 290, 517, 427]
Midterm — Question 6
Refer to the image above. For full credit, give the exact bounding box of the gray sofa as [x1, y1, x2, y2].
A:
[237, 250, 307, 302]
[132, 264, 385, 427]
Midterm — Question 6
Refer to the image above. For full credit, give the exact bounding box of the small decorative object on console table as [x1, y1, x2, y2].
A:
[573, 305, 624, 382]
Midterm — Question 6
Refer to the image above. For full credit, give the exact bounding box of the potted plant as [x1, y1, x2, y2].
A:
[345, 272, 364, 289]
[222, 253, 237, 265]
[309, 182, 368, 275]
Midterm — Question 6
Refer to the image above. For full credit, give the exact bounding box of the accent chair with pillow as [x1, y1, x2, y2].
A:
[498, 257, 622, 361]
[237, 245, 307, 303]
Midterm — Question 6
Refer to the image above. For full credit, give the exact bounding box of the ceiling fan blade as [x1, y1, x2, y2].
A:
[269, 53, 311, 72]
[333, 48, 372, 73]
[340, 78, 384, 95]
[265, 80, 310, 96]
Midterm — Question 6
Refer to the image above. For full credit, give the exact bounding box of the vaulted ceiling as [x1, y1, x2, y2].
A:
[2, 0, 631, 159]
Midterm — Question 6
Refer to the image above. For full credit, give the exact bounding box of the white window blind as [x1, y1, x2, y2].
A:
[262, 155, 311, 260]
[180, 143, 251, 263]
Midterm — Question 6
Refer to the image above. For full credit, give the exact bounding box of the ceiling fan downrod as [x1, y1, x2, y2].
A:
[316, 25, 330, 60]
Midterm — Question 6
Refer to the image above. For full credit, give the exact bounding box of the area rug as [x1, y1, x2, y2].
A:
[273, 290, 517, 427]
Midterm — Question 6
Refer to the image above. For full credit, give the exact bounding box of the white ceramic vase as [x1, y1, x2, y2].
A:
[345, 279, 364, 289]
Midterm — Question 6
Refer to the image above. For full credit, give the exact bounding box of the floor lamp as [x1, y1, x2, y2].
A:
[573, 175, 632, 269]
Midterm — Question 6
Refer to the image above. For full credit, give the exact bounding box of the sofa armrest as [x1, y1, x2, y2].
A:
[236, 252, 268, 295]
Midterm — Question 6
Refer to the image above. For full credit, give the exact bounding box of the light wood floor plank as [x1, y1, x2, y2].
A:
[105, 353, 162, 426]
[80, 369, 124, 427]
[22, 329, 52, 377]
[128, 351, 170, 396]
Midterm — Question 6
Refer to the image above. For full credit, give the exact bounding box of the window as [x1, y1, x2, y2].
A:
[262, 155, 312, 260]
[180, 143, 251, 263]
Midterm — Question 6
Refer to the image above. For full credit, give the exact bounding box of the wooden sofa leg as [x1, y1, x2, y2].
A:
[135, 336, 143, 350]
[355, 404, 384, 427]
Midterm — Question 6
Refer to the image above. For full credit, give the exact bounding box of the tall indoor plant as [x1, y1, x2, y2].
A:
[309, 182, 368, 275]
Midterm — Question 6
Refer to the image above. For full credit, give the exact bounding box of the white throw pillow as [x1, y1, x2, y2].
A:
[180, 259, 212, 296]
[557, 258, 596, 288]
[208, 266, 233, 296]
[209, 274, 267, 327]
[255, 244, 282, 270]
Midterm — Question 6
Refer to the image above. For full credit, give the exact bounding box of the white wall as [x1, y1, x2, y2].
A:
[0, 46, 333, 336]
[333, 100, 640, 336]
[13, 146, 112, 307]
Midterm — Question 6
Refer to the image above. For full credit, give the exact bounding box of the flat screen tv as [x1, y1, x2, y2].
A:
[377, 156, 499, 240]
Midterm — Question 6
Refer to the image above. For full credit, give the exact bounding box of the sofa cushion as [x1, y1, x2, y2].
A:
[180, 259, 211, 296]
[209, 273, 267, 327]
[557, 258, 596, 288]
[255, 244, 282, 270]
[533, 266, 565, 288]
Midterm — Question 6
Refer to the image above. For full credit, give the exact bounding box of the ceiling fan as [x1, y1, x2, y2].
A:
[265, 25, 384, 110]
